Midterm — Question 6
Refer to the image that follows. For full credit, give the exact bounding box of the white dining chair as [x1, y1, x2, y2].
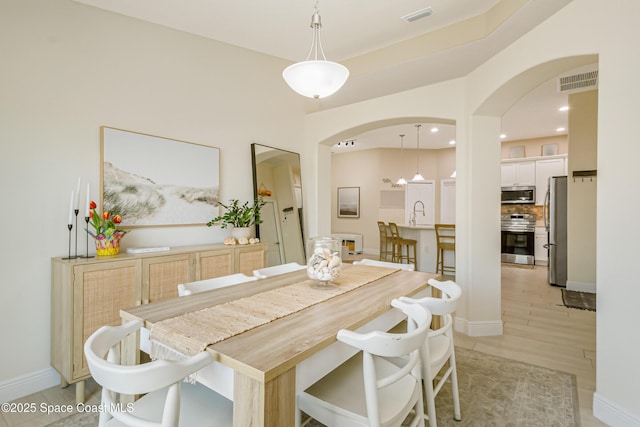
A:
[253, 262, 306, 279]
[399, 278, 462, 427]
[84, 319, 232, 427]
[177, 273, 257, 296]
[353, 258, 416, 271]
[297, 299, 432, 427]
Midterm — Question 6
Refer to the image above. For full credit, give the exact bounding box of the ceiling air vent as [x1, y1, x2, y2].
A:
[558, 70, 599, 94]
[402, 7, 433, 23]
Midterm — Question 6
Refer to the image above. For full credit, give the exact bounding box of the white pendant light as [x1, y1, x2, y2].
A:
[282, 3, 349, 99]
[412, 124, 425, 181]
[396, 134, 407, 185]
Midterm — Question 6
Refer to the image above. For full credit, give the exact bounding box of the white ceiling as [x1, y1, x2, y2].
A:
[72, 0, 578, 150]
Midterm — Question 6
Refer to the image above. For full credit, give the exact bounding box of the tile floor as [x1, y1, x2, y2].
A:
[1, 263, 605, 426]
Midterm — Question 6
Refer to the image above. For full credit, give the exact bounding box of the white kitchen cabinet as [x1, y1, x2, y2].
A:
[535, 226, 548, 266]
[405, 181, 435, 225]
[501, 161, 535, 186]
[535, 158, 566, 205]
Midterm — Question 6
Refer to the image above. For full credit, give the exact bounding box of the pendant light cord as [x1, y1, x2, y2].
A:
[415, 124, 421, 173]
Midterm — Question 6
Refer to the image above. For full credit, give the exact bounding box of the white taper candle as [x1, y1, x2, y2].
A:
[85, 183, 90, 217]
[68, 191, 74, 225]
[75, 177, 81, 210]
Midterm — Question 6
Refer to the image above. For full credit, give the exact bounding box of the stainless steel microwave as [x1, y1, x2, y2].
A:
[501, 186, 535, 204]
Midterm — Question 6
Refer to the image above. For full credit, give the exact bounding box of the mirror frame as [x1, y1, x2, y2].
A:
[251, 143, 306, 264]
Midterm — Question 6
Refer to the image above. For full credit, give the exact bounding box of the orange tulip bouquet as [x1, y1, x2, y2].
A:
[86, 201, 128, 256]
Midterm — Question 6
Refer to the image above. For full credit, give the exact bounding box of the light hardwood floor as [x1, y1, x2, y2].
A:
[453, 264, 605, 426]
[1, 264, 605, 426]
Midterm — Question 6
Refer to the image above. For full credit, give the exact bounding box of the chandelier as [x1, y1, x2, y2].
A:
[282, 3, 349, 99]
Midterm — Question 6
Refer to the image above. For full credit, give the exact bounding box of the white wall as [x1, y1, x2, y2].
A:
[592, 2, 640, 423]
[567, 90, 598, 291]
[501, 135, 568, 159]
[0, 0, 305, 400]
[331, 147, 455, 255]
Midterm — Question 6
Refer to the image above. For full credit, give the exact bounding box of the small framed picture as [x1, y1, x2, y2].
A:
[337, 187, 360, 218]
[542, 143, 559, 156]
[509, 145, 525, 159]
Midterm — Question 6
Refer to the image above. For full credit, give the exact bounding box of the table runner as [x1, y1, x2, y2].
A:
[150, 265, 399, 358]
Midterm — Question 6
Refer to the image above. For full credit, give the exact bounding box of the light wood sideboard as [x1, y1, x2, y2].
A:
[50, 243, 266, 403]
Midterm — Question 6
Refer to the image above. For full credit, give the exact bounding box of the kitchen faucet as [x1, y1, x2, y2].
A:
[410, 200, 425, 226]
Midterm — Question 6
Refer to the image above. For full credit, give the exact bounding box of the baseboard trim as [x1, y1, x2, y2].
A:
[593, 392, 640, 426]
[454, 317, 503, 336]
[0, 367, 61, 403]
[566, 280, 596, 293]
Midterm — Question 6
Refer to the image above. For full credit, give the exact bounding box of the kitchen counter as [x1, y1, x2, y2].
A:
[396, 224, 448, 273]
[397, 224, 435, 230]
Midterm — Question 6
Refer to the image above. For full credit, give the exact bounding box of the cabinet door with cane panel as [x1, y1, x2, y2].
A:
[72, 260, 141, 381]
[196, 248, 234, 280]
[51, 243, 266, 403]
[142, 254, 192, 303]
[235, 244, 267, 275]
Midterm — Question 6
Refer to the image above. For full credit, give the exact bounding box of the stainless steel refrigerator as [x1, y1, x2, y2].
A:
[544, 176, 567, 286]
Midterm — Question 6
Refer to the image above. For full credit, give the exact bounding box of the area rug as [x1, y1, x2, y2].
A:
[45, 410, 98, 426]
[307, 347, 580, 427]
[562, 289, 596, 311]
[48, 348, 580, 427]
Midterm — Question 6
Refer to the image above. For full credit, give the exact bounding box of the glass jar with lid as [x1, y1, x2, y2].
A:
[306, 237, 342, 288]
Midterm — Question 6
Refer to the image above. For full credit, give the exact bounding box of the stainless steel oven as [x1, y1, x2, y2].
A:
[501, 213, 536, 265]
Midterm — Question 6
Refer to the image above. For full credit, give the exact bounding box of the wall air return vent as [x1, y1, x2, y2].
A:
[558, 70, 599, 94]
[402, 7, 433, 23]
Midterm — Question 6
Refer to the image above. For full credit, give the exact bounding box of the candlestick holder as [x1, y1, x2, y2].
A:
[62, 224, 77, 260]
[79, 216, 94, 259]
[74, 209, 80, 258]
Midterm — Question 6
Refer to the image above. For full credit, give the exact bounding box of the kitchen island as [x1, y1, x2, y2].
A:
[396, 224, 452, 274]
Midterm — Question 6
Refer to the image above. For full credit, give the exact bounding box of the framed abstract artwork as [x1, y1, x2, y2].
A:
[337, 187, 360, 218]
[101, 126, 220, 227]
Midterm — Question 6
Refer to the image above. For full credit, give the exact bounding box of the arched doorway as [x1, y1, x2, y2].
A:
[316, 118, 456, 263]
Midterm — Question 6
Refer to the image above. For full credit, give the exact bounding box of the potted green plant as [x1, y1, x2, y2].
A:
[207, 197, 265, 239]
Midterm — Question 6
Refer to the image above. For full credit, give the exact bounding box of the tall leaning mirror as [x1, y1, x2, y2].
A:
[251, 144, 305, 266]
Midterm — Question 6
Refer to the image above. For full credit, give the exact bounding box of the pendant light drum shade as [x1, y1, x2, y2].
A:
[282, 60, 349, 99]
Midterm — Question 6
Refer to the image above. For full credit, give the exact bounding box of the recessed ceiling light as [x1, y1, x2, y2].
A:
[430, 127, 438, 133]
[559, 106, 569, 112]
[556, 127, 566, 132]
[500, 134, 507, 139]
[449, 140, 456, 145]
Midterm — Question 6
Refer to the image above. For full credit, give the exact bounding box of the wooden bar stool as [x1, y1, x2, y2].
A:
[388, 222, 417, 266]
[435, 223, 456, 276]
[377, 221, 393, 261]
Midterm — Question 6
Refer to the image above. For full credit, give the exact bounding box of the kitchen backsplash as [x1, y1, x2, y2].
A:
[501, 204, 543, 222]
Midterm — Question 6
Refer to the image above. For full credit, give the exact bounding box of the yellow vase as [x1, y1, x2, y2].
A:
[95, 236, 122, 256]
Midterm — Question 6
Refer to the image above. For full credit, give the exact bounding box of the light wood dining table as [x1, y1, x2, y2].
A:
[120, 266, 438, 427]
